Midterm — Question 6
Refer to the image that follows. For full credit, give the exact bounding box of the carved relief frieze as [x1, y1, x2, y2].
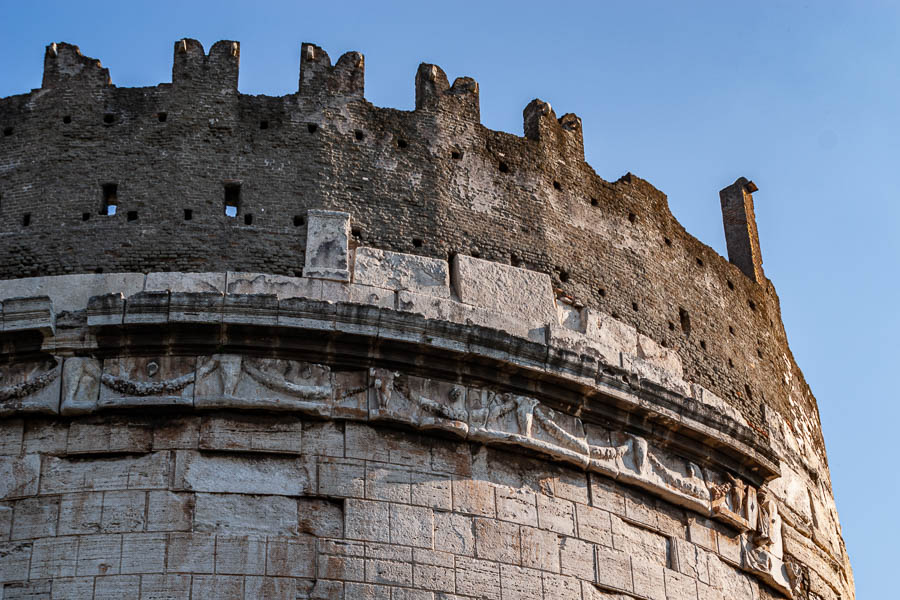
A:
[99, 356, 196, 408]
[0, 358, 61, 416]
[61, 357, 101, 415]
[195, 354, 332, 415]
[368, 368, 469, 436]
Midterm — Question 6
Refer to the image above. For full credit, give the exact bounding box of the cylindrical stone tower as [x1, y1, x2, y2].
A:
[0, 40, 853, 599]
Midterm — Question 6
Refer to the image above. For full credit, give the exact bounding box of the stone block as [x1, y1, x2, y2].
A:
[560, 536, 595, 581]
[542, 572, 582, 600]
[98, 356, 196, 409]
[455, 556, 500, 599]
[50, 577, 95, 600]
[452, 254, 556, 327]
[410, 471, 452, 510]
[244, 576, 297, 600]
[354, 247, 450, 298]
[124, 291, 170, 324]
[345, 499, 390, 542]
[138, 574, 191, 600]
[576, 503, 612, 546]
[0, 455, 40, 499]
[3, 296, 55, 335]
[366, 465, 411, 503]
[475, 517, 520, 563]
[121, 533, 166, 574]
[86, 292, 125, 326]
[4, 580, 53, 599]
[41, 452, 171, 493]
[100, 490, 145, 533]
[318, 457, 366, 498]
[23, 419, 68, 455]
[434, 510, 474, 556]
[174, 451, 312, 496]
[611, 516, 669, 565]
[145, 272, 225, 294]
[194, 492, 298, 535]
[520, 525, 560, 572]
[199, 413, 303, 454]
[190, 574, 243, 599]
[664, 568, 698, 600]
[30, 537, 78, 578]
[266, 535, 316, 577]
[59, 492, 103, 535]
[222, 293, 278, 325]
[0, 502, 11, 540]
[390, 503, 434, 548]
[305, 209, 351, 281]
[215, 534, 266, 575]
[152, 416, 200, 450]
[365, 557, 413, 586]
[194, 354, 332, 416]
[75, 533, 122, 576]
[0, 359, 62, 417]
[0, 540, 33, 582]
[452, 478, 495, 518]
[146, 490, 193, 532]
[168, 292, 224, 323]
[501, 564, 543, 600]
[536, 494, 576, 536]
[11, 496, 58, 539]
[303, 420, 345, 458]
[226, 271, 320, 299]
[0, 273, 144, 314]
[166, 532, 215, 573]
[595, 545, 633, 592]
[495, 486, 538, 526]
[631, 560, 665, 600]
[66, 418, 153, 454]
[0, 419, 23, 455]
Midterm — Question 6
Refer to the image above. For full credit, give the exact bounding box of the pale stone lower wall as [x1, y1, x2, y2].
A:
[1, 413, 773, 600]
[0, 238, 854, 600]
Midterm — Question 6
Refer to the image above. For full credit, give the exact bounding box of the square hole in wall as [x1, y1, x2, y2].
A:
[127, 210, 138, 221]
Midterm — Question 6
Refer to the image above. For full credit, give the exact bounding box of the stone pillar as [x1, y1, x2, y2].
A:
[304, 210, 351, 282]
[719, 177, 764, 283]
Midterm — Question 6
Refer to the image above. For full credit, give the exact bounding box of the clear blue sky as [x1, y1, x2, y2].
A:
[2, 1, 896, 595]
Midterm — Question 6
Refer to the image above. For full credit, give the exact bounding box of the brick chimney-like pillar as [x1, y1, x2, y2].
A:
[719, 177, 764, 283]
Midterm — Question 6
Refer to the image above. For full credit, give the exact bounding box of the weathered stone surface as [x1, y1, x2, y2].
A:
[0, 455, 40, 500]
[0, 359, 61, 416]
[174, 450, 312, 496]
[452, 254, 555, 328]
[305, 209, 351, 282]
[226, 271, 320, 299]
[199, 413, 303, 454]
[0, 273, 145, 314]
[2, 296, 55, 334]
[354, 247, 450, 298]
[193, 493, 298, 535]
[145, 272, 225, 294]
[194, 354, 332, 415]
[41, 452, 171, 493]
[99, 356, 195, 409]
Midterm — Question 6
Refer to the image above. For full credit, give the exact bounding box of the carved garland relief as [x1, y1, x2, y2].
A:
[2, 354, 791, 595]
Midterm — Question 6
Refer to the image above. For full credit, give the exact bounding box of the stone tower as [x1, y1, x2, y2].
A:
[0, 40, 853, 599]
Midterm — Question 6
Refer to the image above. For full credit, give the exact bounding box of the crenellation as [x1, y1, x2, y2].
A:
[299, 43, 365, 100]
[41, 42, 110, 90]
[172, 38, 239, 91]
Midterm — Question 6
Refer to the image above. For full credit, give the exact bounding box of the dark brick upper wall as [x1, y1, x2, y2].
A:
[0, 40, 825, 462]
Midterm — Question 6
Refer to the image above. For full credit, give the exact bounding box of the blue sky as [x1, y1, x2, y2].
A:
[2, 1, 896, 595]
